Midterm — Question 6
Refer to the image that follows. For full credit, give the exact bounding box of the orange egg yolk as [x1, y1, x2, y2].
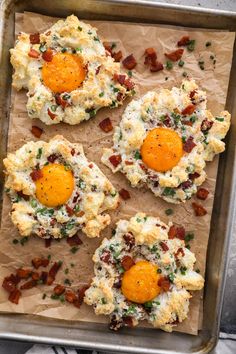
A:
[141, 127, 183, 172]
[42, 53, 86, 93]
[121, 260, 161, 304]
[35, 164, 74, 207]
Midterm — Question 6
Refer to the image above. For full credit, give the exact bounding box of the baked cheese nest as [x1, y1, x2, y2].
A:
[84, 213, 204, 332]
[102, 79, 230, 203]
[10, 15, 134, 125]
[3, 136, 119, 239]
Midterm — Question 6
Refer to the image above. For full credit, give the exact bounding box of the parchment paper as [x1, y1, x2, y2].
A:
[0, 11, 234, 335]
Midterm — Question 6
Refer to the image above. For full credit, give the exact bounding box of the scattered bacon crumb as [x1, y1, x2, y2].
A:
[189, 172, 200, 180]
[55, 94, 71, 109]
[122, 54, 137, 70]
[74, 285, 89, 308]
[168, 225, 186, 240]
[8, 289, 21, 304]
[47, 108, 57, 120]
[53, 284, 65, 295]
[124, 78, 135, 90]
[201, 119, 213, 132]
[99, 118, 113, 132]
[121, 256, 135, 271]
[123, 233, 135, 251]
[125, 161, 133, 165]
[65, 290, 77, 303]
[2, 274, 19, 293]
[180, 180, 192, 190]
[112, 50, 123, 62]
[47, 262, 62, 285]
[32, 257, 49, 269]
[16, 268, 32, 279]
[123, 316, 134, 327]
[65, 205, 74, 217]
[182, 120, 193, 127]
[119, 188, 130, 200]
[197, 188, 209, 200]
[109, 154, 122, 168]
[144, 47, 157, 65]
[174, 248, 185, 259]
[100, 250, 112, 264]
[20, 279, 37, 290]
[71, 148, 75, 156]
[47, 154, 58, 163]
[177, 36, 190, 47]
[113, 73, 126, 85]
[30, 169, 43, 181]
[117, 92, 123, 101]
[28, 48, 40, 58]
[76, 210, 85, 217]
[150, 62, 164, 72]
[40, 271, 48, 284]
[103, 41, 113, 54]
[192, 202, 207, 216]
[45, 239, 52, 248]
[29, 33, 40, 44]
[42, 48, 53, 62]
[17, 191, 30, 201]
[66, 234, 83, 247]
[160, 241, 169, 252]
[165, 48, 184, 62]
[31, 125, 43, 138]
[189, 90, 197, 100]
[158, 277, 171, 292]
[183, 136, 196, 153]
[182, 104, 195, 115]
[31, 272, 40, 281]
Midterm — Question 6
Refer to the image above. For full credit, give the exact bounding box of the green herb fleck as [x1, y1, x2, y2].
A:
[50, 105, 57, 112]
[47, 254, 51, 260]
[101, 297, 107, 304]
[215, 117, 224, 122]
[163, 187, 176, 197]
[182, 71, 188, 77]
[187, 39, 196, 52]
[64, 278, 72, 286]
[169, 273, 175, 282]
[196, 268, 200, 273]
[136, 217, 142, 223]
[12, 239, 19, 245]
[78, 26, 82, 31]
[198, 60, 205, 70]
[127, 70, 132, 77]
[78, 179, 86, 190]
[126, 304, 136, 314]
[64, 268, 69, 275]
[182, 136, 187, 143]
[70, 246, 78, 254]
[111, 43, 116, 50]
[166, 60, 173, 70]
[51, 294, 60, 300]
[134, 151, 142, 160]
[61, 48, 67, 53]
[112, 229, 116, 236]
[76, 47, 82, 52]
[185, 233, 194, 243]
[190, 115, 197, 123]
[180, 266, 187, 275]
[42, 293, 47, 300]
[70, 263, 75, 267]
[165, 208, 173, 216]
[99, 91, 104, 97]
[165, 76, 169, 81]
[20, 236, 28, 246]
[36, 148, 42, 159]
[185, 244, 191, 250]
[39, 43, 47, 53]
[178, 60, 185, 67]
[60, 295, 65, 303]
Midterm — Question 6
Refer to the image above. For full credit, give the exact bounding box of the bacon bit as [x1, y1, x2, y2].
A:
[32, 257, 49, 269]
[121, 256, 135, 271]
[165, 49, 184, 62]
[112, 50, 123, 62]
[99, 117, 113, 132]
[192, 202, 207, 216]
[55, 94, 71, 109]
[118, 188, 130, 200]
[42, 48, 53, 62]
[47, 108, 57, 120]
[103, 41, 113, 53]
[95, 65, 101, 75]
[109, 154, 122, 168]
[197, 188, 209, 200]
[20, 279, 37, 290]
[30, 169, 43, 181]
[124, 78, 135, 90]
[144, 47, 157, 65]
[174, 248, 185, 259]
[177, 36, 190, 46]
[31, 272, 40, 281]
[168, 225, 186, 240]
[125, 161, 133, 165]
[66, 234, 83, 247]
[123, 316, 134, 327]
[163, 115, 172, 127]
[74, 285, 90, 308]
[31, 125, 43, 138]
[2, 274, 19, 293]
[114, 74, 126, 85]
[71, 148, 75, 156]
[53, 284, 65, 295]
[150, 62, 164, 72]
[100, 250, 112, 264]
[189, 90, 197, 100]
[8, 289, 21, 304]
[47, 262, 62, 285]
[17, 191, 30, 201]
[40, 271, 48, 284]
[45, 239, 52, 248]
[201, 119, 213, 132]
[123, 233, 135, 251]
[182, 104, 195, 115]
[65, 205, 74, 217]
[122, 54, 137, 70]
[180, 180, 192, 190]
[16, 268, 32, 279]
[46, 31, 51, 36]
[182, 120, 193, 127]
[73, 193, 81, 204]
[160, 241, 169, 252]
[47, 154, 58, 163]
[28, 48, 40, 58]
[113, 279, 122, 289]
[76, 210, 85, 217]
[189, 172, 200, 180]
[158, 277, 171, 292]
[183, 136, 196, 153]
[117, 92, 123, 101]
[88, 163, 93, 168]
[29, 33, 40, 44]
[65, 290, 77, 303]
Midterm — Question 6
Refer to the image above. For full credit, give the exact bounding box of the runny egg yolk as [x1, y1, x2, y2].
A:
[42, 53, 86, 93]
[35, 164, 74, 207]
[141, 127, 183, 172]
[121, 260, 161, 304]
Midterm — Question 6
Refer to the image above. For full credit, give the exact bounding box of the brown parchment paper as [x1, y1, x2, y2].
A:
[0, 11, 235, 336]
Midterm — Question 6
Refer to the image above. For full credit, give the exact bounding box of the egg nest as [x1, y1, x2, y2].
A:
[84, 213, 204, 332]
[10, 15, 134, 125]
[3, 136, 119, 239]
[102, 79, 230, 203]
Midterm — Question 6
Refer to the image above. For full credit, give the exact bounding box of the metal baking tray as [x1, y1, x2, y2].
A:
[0, 1, 235, 353]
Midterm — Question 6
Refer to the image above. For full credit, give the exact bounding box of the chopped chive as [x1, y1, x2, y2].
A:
[165, 208, 173, 216]
[185, 233, 194, 242]
[166, 60, 173, 70]
[42, 293, 47, 300]
[70, 246, 79, 254]
[64, 278, 72, 286]
[127, 70, 132, 77]
[178, 60, 185, 67]
[78, 26, 82, 31]
[215, 117, 224, 122]
[182, 71, 188, 77]
[187, 39, 196, 52]
[12, 239, 19, 244]
[64, 268, 69, 275]
[134, 151, 142, 160]
[36, 148, 42, 159]
[99, 91, 104, 97]
[20, 237, 28, 246]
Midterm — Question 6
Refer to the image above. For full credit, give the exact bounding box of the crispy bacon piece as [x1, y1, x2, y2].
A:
[201, 119, 213, 132]
[65, 290, 77, 303]
[17, 191, 30, 201]
[40, 271, 48, 284]
[99, 118, 113, 132]
[117, 92, 123, 101]
[95, 65, 101, 75]
[125, 161, 133, 166]
[47, 262, 62, 285]
[160, 241, 169, 252]
[180, 180, 192, 190]
[103, 41, 113, 53]
[8, 289, 21, 304]
[112, 50, 123, 62]
[113, 73, 126, 85]
[55, 94, 71, 109]
[42, 48, 53, 62]
[32, 257, 49, 269]
[123, 233, 135, 251]
[174, 247, 185, 259]
[158, 277, 171, 292]
[165, 49, 184, 62]
[16, 268, 32, 279]
[168, 225, 186, 240]
[53, 284, 65, 295]
[29, 33, 40, 44]
[192, 202, 207, 216]
[163, 115, 172, 127]
[189, 90, 197, 100]
[66, 234, 83, 247]
[71, 148, 75, 156]
[113, 279, 122, 289]
[76, 210, 85, 217]
[182, 104, 195, 116]
[65, 205, 74, 217]
[31, 125, 43, 138]
[31, 272, 40, 281]
[20, 279, 37, 290]
[124, 78, 135, 90]
[150, 62, 164, 72]
[28, 48, 40, 58]
[47, 154, 58, 163]
[47, 108, 57, 120]
[122, 54, 137, 70]
[100, 250, 112, 264]
[30, 169, 43, 181]
[45, 239, 52, 248]
[119, 188, 130, 200]
[183, 136, 196, 153]
[182, 120, 193, 127]
[189, 172, 200, 180]
[109, 154, 122, 168]
[2, 274, 19, 293]
[121, 256, 135, 271]
[123, 316, 134, 327]
[144, 47, 157, 65]
[177, 36, 190, 46]
[197, 188, 209, 200]
[74, 285, 90, 308]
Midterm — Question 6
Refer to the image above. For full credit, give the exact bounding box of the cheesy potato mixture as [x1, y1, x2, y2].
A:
[10, 15, 134, 125]
[102, 79, 230, 203]
[84, 213, 204, 332]
[3, 136, 119, 239]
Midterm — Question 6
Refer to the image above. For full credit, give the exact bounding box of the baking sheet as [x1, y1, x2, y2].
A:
[0, 11, 234, 335]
